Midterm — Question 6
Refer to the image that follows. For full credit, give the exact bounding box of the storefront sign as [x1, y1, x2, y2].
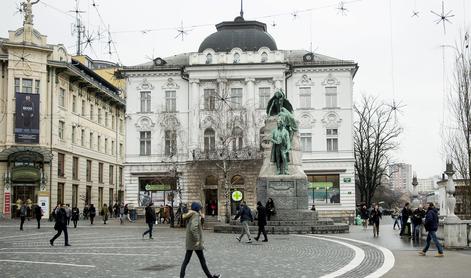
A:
[38, 195, 49, 219]
[15, 92, 40, 144]
[343, 177, 352, 183]
[145, 184, 171, 191]
[4, 192, 11, 214]
[232, 190, 243, 202]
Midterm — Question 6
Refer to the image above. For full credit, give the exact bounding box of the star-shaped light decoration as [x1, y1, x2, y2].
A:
[411, 11, 419, 18]
[271, 21, 277, 28]
[387, 99, 406, 123]
[291, 11, 298, 20]
[337, 1, 348, 16]
[81, 30, 96, 51]
[175, 21, 191, 41]
[14, 2, 24, 16]
[12, 46, 33, 75]
[430, 0, 454, 34]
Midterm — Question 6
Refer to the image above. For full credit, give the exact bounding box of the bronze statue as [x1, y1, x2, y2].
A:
[270, 119, 290, 175]
[278, 107, 297, 140]
[266, 89, 293, 116]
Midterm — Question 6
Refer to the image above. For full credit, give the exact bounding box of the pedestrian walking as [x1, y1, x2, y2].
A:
[113, 202, 119, 218]
[179, 202, 221, 278]
[418, 202, 444, 257]
[360, 205, 369, 230]
[234, 201, 253, 243]
[400, 202, 412, 237]
[65, 204, 72, 226]
[119, 203, 125, 224]
[71, 206, 80, 228]
[19, 203, 27, 231]
[50, 203, 71, 246]
[34, 204, 43, 229]
[266, 198, 276, 221]
[254, 201, 268, 242]
[89, 204, 96, 225]
[159, 205, 165, 224]
[412, 205, 426, 240]
[370, 205, 382, 237]
[83, 205, 89, 220]
[108, 203, 113, 219]
[142, 203, 157, 239]
[392, 207, 401, 230]
[101, 204, 109, 224]
[124, 204, 129, 222]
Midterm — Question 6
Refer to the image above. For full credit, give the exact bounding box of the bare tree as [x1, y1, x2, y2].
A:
[354, 95, 402, 207]
[445, 36, 471, 217]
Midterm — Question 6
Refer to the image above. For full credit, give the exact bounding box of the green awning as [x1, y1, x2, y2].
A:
[11, 166, 41, 182]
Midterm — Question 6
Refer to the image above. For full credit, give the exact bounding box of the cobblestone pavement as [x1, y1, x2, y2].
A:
[0, 219, 392, 278]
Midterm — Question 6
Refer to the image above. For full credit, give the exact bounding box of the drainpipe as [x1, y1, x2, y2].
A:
[284, 65, 293, 97]
[49, 67, 55, 213]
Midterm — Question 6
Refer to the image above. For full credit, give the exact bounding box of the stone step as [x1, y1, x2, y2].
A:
[230, 218, 333, 226]
[213, 223, 349, 234]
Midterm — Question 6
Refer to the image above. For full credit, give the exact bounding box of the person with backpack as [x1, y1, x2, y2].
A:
[19, 203, 28, 231]
[50, 203, 71, 246]
[142, 203, 157, 239]
[71, 206, 80, 228]
[89, 204, 96, 225]
[34, 204, 43, 229]
[179, 202, 221, 278]
[234, 201, 254, 243]
[254, 201, 268, 242]
[419, 202, 444, 257]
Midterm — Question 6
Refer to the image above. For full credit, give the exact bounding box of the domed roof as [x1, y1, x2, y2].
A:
[198, 16, 277, 53]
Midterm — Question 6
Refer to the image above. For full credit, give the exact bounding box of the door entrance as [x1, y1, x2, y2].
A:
[12, 184, 37, 218]
[204, 189, 218, 216]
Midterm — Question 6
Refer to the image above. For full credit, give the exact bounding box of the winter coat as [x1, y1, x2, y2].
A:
[234, 205, 253, 222]
[401, 207, 412, 222]
[360, 207, 369, 220]
[424, 208, 439, 232]
[71, 208, 80, 221]
[19, 205, 27, 217]
[89, 206, 96, 217]
[183, 210, 203, 250]
[370, 209, 382, 224]
[256, 205, 267, 227]
[54, 207, 67, 230]
[66, 207, 72, 218]
[412, 208, 426, 225]
[34, 205, 42, 219]
[266, 201, 276, 215]
[145, 206, 157, 224]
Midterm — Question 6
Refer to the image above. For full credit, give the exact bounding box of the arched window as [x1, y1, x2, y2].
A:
[205, 175, 218, 185]
[261, 52, 268, 63]
[233, 53, 240, 64]
[232, 127, 243, 150]
[231, 175, 244, 185]
[204, 128, 215, 152]
[206, 53, 212, 64]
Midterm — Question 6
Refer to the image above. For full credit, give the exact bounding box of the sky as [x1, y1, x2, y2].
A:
[1, 0, 469, 178]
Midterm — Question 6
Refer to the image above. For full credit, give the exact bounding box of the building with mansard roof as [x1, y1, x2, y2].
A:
[122, 14, 358, 222]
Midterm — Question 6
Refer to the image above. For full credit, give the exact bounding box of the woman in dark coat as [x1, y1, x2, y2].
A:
[89, 204, 96, 225]
[34, 204, 43, 229]
[370, 205, 382, 237]
[50, 203, 70, 246]
[266, 198, 276, 221]
[71, 206, 80, 228]
[254, 201, 268, 242]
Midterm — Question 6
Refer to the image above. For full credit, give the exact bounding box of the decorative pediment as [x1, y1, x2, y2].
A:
[136, 78, 154, 91]
[321, 111, 342, 128]
[299, 113, 315, 129]
[162, 77, 180, 90]
[296, 74, 314, 86]
[201, 116, 217, 129]
[160, 114, 181, 130]
[322, 73, 340, 86]
[135, 116, 155, 130]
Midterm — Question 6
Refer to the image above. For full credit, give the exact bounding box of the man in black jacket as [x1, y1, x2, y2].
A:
[400, 202, 412, 237]
[412, 205, 426, 240]
[419, 202, 444, 257]
[234, 201, 253, 243]
[254, 201, 268, 242]
[142, 203, 157, 239]
[50, 203, 70, 246]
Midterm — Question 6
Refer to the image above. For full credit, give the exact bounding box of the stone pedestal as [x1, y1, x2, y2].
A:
[443, 222, 468, 248]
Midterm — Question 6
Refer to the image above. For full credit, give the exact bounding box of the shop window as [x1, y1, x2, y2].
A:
[307, 174, 340, 204]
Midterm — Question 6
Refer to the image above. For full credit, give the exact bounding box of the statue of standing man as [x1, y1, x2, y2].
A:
[22, 0, 40, 26]
[270, 119, 290, 175]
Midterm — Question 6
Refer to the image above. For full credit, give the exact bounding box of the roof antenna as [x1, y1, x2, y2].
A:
[240, 0, 244, 18]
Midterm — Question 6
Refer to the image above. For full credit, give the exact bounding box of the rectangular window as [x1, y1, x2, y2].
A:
[90, 104, 94, 121]
[58, 121, 65, 140]
[72, 184, 79, 208]
[105, 111, 109, 127]
[105, 138, 108, 154]
[120, 143, 124, 159]
[22, 79, 33, 94]
[204, 89, 216, 110]
[308, 174, 340, 204]
[299, 87, 312, 109]
[35, 80, 40, 94]
[86, 160, 92, 182]
[98, 187, 103, 210]
[325, 87, 337, 108]
[81, 129, 85, 146]
[140, 91, 151, 112]
[326, 128, 338, 152]
[72, 95, 77, 113]
[120, 119, 124, 134]
[98, 108, 102, 124]
[58, 153, 65, 177]
[165, 90, 176, 112]
[57, 183, 64, 205]
[89, 132, 93, 149]
[109, 188, 114, 206]
[109, 165, 114, 185]
[14, 78, 21, 93]
[111, 140, 115, 155]
[300, 133, 312, 152]
[259, 87, 271, 109]
[230, 88, 243, 109]
[59, 88, 65, 107]
[72, 156, 79, 180]
[72, 126, 76, 144]
[81, 100, 86, 116]
[97, 135, 101, 152]
[165, 130, 177, 156]
[140, 131, 151, 156]
[98, 163, 104, 183]
[112, 115, 115, 130]
[86, 185, 92, 205]
[119, 167, 123, 186]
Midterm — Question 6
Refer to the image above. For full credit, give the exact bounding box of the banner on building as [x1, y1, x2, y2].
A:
[4, 192, 11, 215]
[15, 92, 40, 143]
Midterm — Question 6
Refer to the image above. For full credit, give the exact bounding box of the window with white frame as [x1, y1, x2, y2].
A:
[59, 88, 65, 107]
[140, 91, 151, 112]
[326, 128, 338, 152]
[230, 88, 242, 109]
[204, 128, 215, 152]
[204, 89, 216, 110]
[105, 111, 109, 127]
[105, 138, 108, 154]
[89, 132, 93, 149]
[140, 131, 151, 156]
[35, 80, 40, 94]
[22, 79, 33, 94]
[206, 53, 212, 64]
[299, 87, 312, 109]
[165, 90, 176, 112]
[81, 100, 86, 116]
[72, 95, 77, 113]
[97, 135, 101, 152]
[300, 133, 312, 152]
[259, 87, 271, 109]
[232, 127, 243, 150]
[81, 129, 85, 146]
[72, 126, 76, 144]
[14, 78, 21, 93]
[325, 87, 337, 108]
[165, 130, 177, 156]
[111, 140, 115, 155]
[58, 121, 65, 139]
[90, 104, 94, 121]
[98, 108, 102, 124]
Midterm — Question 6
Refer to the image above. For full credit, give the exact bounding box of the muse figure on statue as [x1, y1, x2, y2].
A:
[270, 119, 291, 175]
[266, 89, 293, 116]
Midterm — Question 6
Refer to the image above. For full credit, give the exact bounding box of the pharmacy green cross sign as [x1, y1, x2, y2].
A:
[232, 190, 243, 202]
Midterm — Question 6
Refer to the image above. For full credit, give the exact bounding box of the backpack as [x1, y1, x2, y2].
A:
[20, 205, 27, 216]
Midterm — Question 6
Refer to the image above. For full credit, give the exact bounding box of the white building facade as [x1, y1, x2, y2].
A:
[123, 15, 357, 221]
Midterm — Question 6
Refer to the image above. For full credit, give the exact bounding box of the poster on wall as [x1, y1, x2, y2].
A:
[38, 195, 49, 219]
[15, 92, 40, 143]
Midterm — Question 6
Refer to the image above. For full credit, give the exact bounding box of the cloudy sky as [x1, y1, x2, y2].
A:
[1, 0, 469, 178]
